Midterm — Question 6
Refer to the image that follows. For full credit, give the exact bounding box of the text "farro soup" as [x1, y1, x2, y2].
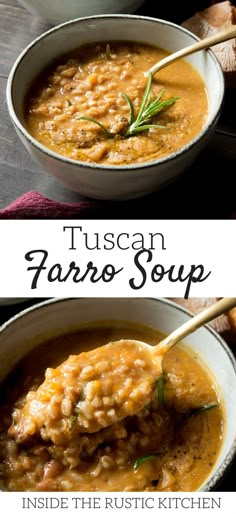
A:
[25, 41, 208, 166]
[0, 323, 223, 492]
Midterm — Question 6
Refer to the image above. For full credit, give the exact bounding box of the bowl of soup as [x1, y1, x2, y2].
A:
[0, 297, 235, 492]
[6, 15, 224, 200]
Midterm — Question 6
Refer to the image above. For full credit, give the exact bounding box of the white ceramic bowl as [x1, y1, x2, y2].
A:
[7, 15, 224, 200]
[17, 0, 145, 25]
[0, 297, 235, 491]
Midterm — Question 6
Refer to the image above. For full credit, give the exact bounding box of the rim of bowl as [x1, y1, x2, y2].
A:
[6, 14, 225, 174]
[0, 296, 235, 491]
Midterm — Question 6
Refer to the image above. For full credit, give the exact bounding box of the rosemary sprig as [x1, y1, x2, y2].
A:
[134, 452, 160, 470]
[124, 73, 177, 136]
[78, 73, 178, 138]
[122, 92, 135, 126]
[186, 402, 218, 418]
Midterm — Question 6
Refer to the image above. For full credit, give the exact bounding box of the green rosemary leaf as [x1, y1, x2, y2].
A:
[75, 389, 85, 408]
[122, 93, 135, 125]
[156, 374, 165, 406]
[151, 96, 179, 112]
[73, 390, 85, 416]
[134, 453, 160, 470]
[146, 90, 153, 108]
[187, 402, 218, 417]
[144, 89, 165, 113]
[142, 95, 179, 121]
[69, 414, 77, 431]
[126, 123, 166, 136]
[136, 73, 152, 122]
[136, 72, 153, 123]
[69, 392, 86, 430]
[151, 87, 165, 104]
[77, 116, 111, 138]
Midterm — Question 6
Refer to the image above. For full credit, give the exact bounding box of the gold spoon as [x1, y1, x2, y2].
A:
[11, 298, 236, 445]
[123, 296, 236, 370]
[146, 25, 236, 77]
[104, 297, 236, 421]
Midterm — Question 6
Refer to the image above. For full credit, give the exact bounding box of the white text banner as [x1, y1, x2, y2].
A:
[0, 220, 235, 297]
[0, 492, 235, 514]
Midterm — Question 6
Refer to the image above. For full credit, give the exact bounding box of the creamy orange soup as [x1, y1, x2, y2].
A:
[0, 323, 223, 492]
[10, 340, 159, 443]
[25, 42, 208, 165]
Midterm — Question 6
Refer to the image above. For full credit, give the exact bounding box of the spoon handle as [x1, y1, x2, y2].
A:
[155, 297, 236, 356]
[147, 25, 236, 77]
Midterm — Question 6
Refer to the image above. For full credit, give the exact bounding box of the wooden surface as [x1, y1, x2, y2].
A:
[0, 0, 235, 216]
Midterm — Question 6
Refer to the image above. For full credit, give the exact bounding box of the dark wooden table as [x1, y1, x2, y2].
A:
[0, 0, 235, 217]
[0, 297, 235, 492]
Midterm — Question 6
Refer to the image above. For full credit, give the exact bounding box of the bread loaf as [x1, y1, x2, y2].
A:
[182, 1, 236, 86]
[170, 298, 236, 345]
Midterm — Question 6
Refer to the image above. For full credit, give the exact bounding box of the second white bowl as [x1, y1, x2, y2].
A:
[17, 0, 145, 25]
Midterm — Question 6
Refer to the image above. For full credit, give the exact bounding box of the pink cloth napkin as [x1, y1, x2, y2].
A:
[0, 190, 233, 220]
[0, 192, 106, 219]
[0, 190, 169, 219]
